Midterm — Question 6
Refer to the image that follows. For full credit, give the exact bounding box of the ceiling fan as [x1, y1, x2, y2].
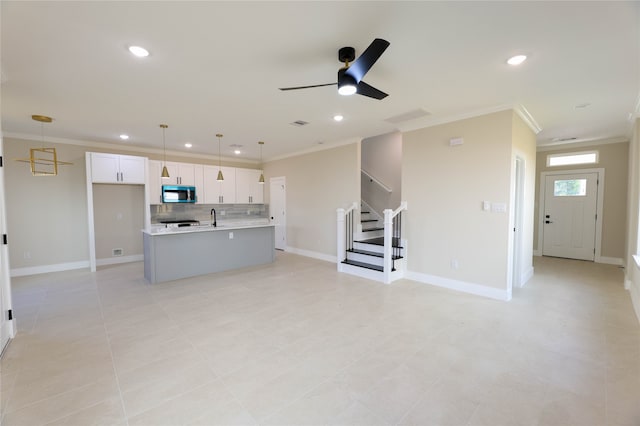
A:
[279, 38, 390, 100]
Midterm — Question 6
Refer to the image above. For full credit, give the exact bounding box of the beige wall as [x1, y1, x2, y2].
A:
[361, 132, 402, 213]
[402, 110, 513, 291]
[263, 143, 360, 258]
[93, 184, 144, 260]
[511, 112, 538, 282]
[5, 140, 90, 270]
[534, 141, 629, 259]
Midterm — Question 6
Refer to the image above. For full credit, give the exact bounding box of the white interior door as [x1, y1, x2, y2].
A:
[269, 177, 286, 250]
[543, 172, 598, 261]
[1, 136, 13, 354]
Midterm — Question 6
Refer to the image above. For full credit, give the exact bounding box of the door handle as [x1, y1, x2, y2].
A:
[545, 220, 553, 224]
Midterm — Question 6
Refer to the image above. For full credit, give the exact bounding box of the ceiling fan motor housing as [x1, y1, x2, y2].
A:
[338, 46, 356, 64]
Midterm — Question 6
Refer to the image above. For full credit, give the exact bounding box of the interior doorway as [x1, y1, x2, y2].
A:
[0, 136, 14, 354]
[269, 177, 286, 251]
[511, 157, 525, 289]
[540, 170, 601, 261]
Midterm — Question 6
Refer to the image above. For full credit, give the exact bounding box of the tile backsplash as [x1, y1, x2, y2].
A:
[151, 203, 268, 225]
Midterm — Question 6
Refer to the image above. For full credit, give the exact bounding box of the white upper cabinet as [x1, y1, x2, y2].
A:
[91, 153, 145, 184]
[150, 161, 204, 204]
[203, 166, 236, 204]
[164, 162, 197, 186]
[148, 160, 163, 204]
[235, 168, 264, 204]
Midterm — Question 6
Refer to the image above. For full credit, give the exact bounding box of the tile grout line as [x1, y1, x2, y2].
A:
[152, 284, 262, 426]
[95, 274, 131, 426]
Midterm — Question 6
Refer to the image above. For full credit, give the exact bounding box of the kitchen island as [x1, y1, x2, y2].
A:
[143, 223, 275, 284]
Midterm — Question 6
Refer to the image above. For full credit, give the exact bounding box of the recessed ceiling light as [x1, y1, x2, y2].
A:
[128, 46, 149, 57]
[234, 150, 241, 155]
[184, 143, 192, 148]
[119, 134, 129, 140]
[507, 55, 527, 66]
[333, 115, 344, 122]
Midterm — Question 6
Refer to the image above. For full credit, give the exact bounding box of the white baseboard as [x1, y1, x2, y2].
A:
[521, 266, 534, 286]
[285, 246, 337, 263]
[405, 270, 511, 301]
[11, 260, 90, 277]
[596, 256, 624, 266]
[96, 254, 143, 266]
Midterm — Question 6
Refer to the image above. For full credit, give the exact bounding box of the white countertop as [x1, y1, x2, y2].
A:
[143, 220, 273, 236]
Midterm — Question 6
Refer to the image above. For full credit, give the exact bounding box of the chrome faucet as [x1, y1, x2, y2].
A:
[210, 208, 217, 227]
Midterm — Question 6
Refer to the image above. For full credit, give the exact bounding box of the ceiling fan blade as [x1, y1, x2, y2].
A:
[279, 83, 336, 91]
[356, 81, 388, 100]
[345, 38, 390, 83]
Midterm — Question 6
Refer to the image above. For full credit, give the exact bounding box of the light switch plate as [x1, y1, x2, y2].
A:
[482, 201, 491, 211]
[491, 202, 507, 213]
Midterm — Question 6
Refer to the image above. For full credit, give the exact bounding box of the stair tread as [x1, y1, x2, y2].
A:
[355, 237, 403, 248]
[362, 227, 384, 232]
[347, 249, 403, 260]
[341, 259, 383, 272]
[361, 219, 378, 223]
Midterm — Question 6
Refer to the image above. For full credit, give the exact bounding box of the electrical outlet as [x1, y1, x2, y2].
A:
[23, 251, 31, 259]
[229, 232, 234, 240]
[450, 259, 459, 270]
[116, 213, 123, 220]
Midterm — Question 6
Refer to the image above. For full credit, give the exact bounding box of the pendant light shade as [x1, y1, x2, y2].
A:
[216, 133, 224, 181]
[160, 124, 170, 179]
[258, 141, 265, 184]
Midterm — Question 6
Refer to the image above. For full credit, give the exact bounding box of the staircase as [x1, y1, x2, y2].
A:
[337, 201, 407, 284]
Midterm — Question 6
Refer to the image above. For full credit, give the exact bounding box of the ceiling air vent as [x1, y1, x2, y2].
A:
[385, 108, 431, 124]
[290, 120, 309, 127]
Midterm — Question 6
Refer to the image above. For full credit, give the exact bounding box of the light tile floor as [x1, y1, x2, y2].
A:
[1, 253, 639, 425]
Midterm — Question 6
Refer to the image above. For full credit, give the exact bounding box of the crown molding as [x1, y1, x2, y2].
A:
[536, 135, 630, 152]
[266, 137, 362, 163]
[513, 104, 542, 134]
[3, 132, 259, 165]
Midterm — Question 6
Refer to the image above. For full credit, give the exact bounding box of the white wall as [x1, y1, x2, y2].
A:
[402, 110, 516, 299]
[625, 118, 640, 323]
[361, 132, 402, 214]
[511, 112, 537, 287]
[263, 143, 360, 261]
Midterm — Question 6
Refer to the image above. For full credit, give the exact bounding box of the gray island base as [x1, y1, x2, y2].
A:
[143, 224, 275, 284]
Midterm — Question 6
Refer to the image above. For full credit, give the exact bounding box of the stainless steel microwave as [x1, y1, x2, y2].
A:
[162, 185, 197, 203]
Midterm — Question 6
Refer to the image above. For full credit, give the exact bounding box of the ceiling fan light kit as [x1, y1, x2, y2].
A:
[279, 38, 390, 100]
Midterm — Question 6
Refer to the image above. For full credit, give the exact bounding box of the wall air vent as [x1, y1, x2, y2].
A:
[290, 120, 309, 127]
[551, 137, 578, 142]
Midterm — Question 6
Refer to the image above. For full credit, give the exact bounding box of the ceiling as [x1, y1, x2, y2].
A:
[2, 1, 639, 162]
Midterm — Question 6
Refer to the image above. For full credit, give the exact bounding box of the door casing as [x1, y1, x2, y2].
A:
[537, 168, 605, 262]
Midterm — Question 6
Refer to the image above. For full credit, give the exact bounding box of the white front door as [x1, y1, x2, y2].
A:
[543, 173, 598, 261]
[269, 177, 286, 250]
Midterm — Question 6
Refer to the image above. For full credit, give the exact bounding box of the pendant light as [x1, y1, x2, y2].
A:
[160, 124, 170, 179]
[216, 133, 224, 181]
[14, 115, 73, 176]
[258, 141, 265, 184]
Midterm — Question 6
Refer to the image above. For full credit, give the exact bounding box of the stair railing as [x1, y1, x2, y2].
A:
[336, 201, 358, 270]
[383, 201, 407, 283]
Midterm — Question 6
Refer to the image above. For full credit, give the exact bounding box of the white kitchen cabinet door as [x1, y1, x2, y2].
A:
[164, 162, 197, 186]
[118, 155, 146, 184]
[91, 153, 145, 184]
[148, 160, 163, 204]
[203, 166, 236, 204]
[236, 168, 263, 204]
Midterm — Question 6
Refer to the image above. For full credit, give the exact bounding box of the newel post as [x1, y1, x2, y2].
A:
[337, 208, 345, 271]
[383, 208, 393, 284]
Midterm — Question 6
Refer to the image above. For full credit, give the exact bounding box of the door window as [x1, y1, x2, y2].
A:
[554, 179, 587, 197]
